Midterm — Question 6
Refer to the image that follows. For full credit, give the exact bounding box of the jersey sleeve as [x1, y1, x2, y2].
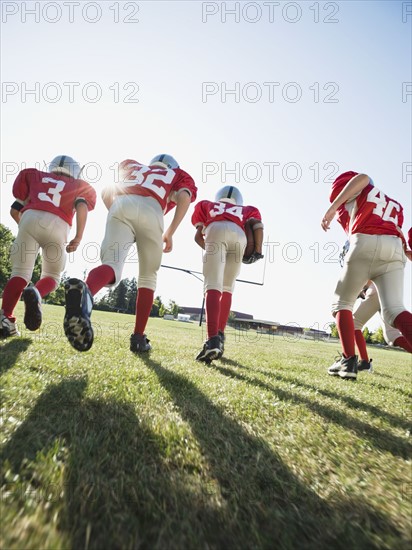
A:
[12, 169, 32, 206]
[173, 169, 198, 202]
[76, 181, 97, 211]
[191, 201, 207, 227]
[244, 206, 263, 227]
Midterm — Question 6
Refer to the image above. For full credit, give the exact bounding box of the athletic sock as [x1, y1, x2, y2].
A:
[393, 336, 412, 353]
[35, 277, 57, 298]
[86, 265, 115, 296]
[1, 277, 27, 321]
[354, 329, 369, 361]
[218, 292, 232, 333]
[134, 288, 154, 335]
[205, 289, 222, 339]
[393, 311, 412, 349]
[336, 310, 356, 358]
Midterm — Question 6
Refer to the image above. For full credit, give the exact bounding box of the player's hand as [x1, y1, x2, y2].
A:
[321, 206, 336, 231]
[242, 251, 264, 264]
[66, 238, 81, 253]
[163, 232, 173, 253]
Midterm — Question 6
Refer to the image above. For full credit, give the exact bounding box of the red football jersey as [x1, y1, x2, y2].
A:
[191, 200, 262, 231]
[336, 182, 404, 238]
[118, 160, 197, 213]
[13, 168, 96, 226]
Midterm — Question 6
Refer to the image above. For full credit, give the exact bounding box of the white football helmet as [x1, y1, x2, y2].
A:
[215, 186, 243, 206]
[49, 155, 82, 179]
[149, 154, 179, 170]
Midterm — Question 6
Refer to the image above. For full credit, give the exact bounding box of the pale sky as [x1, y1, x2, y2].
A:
[1, 0, 411, 331]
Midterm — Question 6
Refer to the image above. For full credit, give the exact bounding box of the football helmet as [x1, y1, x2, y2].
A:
[329, 171, 358, 203]
[49, 155, 82, 179]
[149, 154, 179, 170]
[215, 186, 243, 206]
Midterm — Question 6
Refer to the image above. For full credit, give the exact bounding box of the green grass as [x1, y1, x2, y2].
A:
[1, 304, 411, 549]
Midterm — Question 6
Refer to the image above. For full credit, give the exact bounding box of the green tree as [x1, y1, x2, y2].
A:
[371, 326, 385, 345]
[151, 296, 163, 317]
[362, 327, 373, 343]
[329, 322, 339, 338]
[0, 223, 41, 292]
[44, 273, 70, 305]
[0, 224, 14, 292]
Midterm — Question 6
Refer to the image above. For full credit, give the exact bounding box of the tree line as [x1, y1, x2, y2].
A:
[0, 223, 180, 318]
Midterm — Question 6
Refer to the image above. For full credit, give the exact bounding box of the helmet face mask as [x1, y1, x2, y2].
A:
[215, 186, 243, 206]
[149, 154, 179, 170]
[49, 155, 81, 179]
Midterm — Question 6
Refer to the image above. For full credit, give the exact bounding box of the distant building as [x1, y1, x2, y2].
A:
[180, 306, 253, 323]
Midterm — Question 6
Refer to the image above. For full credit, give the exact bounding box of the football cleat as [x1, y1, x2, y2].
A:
[196, 335, 223, 362]
[218, 331, 225, 354]
[23, 286, 42, 331]
[63, 278, 94, 352]
[327, 353, 343, 376]
[0, 311, 20, 338]
[338, 355, 358, 380]
[358, 358, 373, 373]
[149, 154, 179, 170]
[215, 186, 243, 206]
[49, 155, 82, 179]
[130, 333, 152, 353]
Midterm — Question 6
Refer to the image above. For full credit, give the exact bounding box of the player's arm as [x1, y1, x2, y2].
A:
[321, 173, 370, 231]
[194, 225, 205, 249]
[249, 219, 264, 254]
[163, 190, 192, 253]
[10, 201, 24, 224]
[66, 201, 88, 253]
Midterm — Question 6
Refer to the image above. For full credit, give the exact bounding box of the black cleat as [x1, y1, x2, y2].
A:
[358, 358, 373, 373]
[23, 286, 42, 331]
[196, 335, 223, 362]
[130, 333, 152, 353]
[64, 278, 94, 352]
[338, 355, 358, 380]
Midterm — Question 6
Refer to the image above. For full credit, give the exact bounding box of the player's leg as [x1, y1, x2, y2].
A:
[218, 223, 246, 353]
[371, 234, 412, 348]
[196, 222, 226, 361]
[353, 285, 379, 371]
[129, 196, 164, 353]
[64, 199, 134, 351]
[0, 211, 40, 337]
[23, 214, 70, 331]
[329, 234, 373, 378]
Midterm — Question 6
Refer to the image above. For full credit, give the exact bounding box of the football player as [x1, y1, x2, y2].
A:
[192, 186, 263, 362]
[0, 156, 96, 337]
[63, 154, 197, 353]
[322, 171, 412, 380]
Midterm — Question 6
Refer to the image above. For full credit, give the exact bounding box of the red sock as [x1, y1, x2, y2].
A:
[393, 311, 412, 349]
[354, 329, 369, 361]
[205, 289, 222, 339]
[218, 292, 232, 333]
[86, 265, 115, 296]
[134, 288, 154, 335]
[35, 277, 57, 298]
[1, 277, 27, 321]
[336, 310, 356, 358]
[393, 336, 412, 354]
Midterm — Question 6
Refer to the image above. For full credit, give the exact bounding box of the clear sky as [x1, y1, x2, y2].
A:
[1, 0, 411, 331]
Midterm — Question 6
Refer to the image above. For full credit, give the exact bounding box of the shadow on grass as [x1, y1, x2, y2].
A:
[0, 337, 32, 375]
[142, 356, 404, 549]
[211, 363, 411, 460]
[1, 370, 407, 549]
[235, 363, 412, 432]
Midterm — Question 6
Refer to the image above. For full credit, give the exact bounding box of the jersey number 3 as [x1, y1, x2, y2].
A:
[38, 177, 66, 207]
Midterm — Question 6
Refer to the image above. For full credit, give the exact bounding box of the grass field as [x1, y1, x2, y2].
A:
[1, 304, 411, 550]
